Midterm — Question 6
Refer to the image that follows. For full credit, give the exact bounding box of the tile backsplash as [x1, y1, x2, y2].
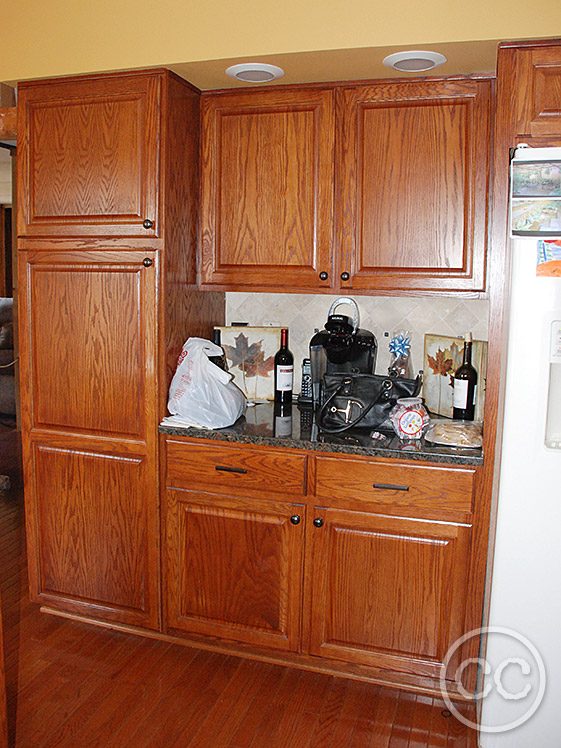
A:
[225, 293, 489, 392]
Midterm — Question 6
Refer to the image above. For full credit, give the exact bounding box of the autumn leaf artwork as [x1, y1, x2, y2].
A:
[422, 335, 463, 417]
[423, 334, 488, 419]
[220, 327, 281, 401]
[426, 344, 459, 413]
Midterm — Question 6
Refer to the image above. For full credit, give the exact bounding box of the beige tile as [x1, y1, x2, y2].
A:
[225, 292, 489, 392]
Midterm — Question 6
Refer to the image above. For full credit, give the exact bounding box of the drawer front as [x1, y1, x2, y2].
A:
[166, 440, 307, 496]
[315, 455, 474, 513]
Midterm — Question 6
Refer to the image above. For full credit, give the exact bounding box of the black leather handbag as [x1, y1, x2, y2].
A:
[317, 372, 422, 433]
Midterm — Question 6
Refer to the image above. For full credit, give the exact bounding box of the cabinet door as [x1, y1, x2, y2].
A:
[19, 250, 159, 628]
[512, 45, 561, 140]
[165, 489, 304, 652]
[307, 507, 471, 679]
[200, 88, 336, 291]
[18, 73, 160, 238]
[26, 441, 159, 629]
[19, 250, 157, 440]
[338, 80, 492, 292]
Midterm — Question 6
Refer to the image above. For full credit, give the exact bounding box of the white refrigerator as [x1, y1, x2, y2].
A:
[479, 146, 561, 746]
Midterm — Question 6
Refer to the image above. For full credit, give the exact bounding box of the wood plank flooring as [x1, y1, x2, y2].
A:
[0, 425, 479, 747]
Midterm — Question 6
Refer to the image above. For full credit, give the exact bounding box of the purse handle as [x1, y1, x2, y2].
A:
[316, 376, 393, 434]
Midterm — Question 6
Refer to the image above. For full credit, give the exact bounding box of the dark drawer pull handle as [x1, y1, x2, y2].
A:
[143, 218, 154, 229]
[215, 465, 247, 474]
[372, 482, 410, 492]
[290, 515, 301, 525]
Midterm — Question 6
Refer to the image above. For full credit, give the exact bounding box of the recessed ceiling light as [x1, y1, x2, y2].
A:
[382, 51, 447, 73]
[225, 63, 285, 83]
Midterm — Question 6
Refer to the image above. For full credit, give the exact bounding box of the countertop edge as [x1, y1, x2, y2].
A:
[158, 424, 484, 467]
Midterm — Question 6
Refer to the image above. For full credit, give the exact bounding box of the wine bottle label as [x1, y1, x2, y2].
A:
[276, 365, 293, 392]
[453, 379, 469, 409]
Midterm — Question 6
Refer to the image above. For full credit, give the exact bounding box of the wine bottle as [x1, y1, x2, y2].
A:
[453, 333, 478, 420]
[209, 328, 228, 371]
[274, 328, 294, 405]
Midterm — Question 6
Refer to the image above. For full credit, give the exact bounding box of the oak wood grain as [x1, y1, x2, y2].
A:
[31, 442, 159, 628]
[17, 69, 225, 633]
[314, 455, 475, 515]
[159, 73, 226, 409]
[166, 438, 308, 496]
[200, 87, 336, 291]
[165, 488, 304, 651]
[22, 251, 156, 438]
[308, 507, 471, 680]
[18, 74, 161, 238]
[337, 79, 492, 292]
[511, 43, 561, 138]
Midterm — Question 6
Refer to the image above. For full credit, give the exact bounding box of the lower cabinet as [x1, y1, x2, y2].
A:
[26, 439, 160, 629]
[307, 507, 471, 679]
[165, 488, 305, 652]
[163, 439, 478, 692]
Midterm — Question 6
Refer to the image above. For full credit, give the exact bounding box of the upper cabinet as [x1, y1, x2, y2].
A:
[18, 73, 161, 239]
[338, 79, 492, 293]
[200, 88, 336, 291]
[501, 41, 561, 143]
[200, 77, 493, 295]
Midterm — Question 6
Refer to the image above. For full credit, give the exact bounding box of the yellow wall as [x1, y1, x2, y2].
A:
[3, 0, 561, 83]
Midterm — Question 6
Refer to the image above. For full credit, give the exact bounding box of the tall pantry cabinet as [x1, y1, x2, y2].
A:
[16, 70, 224, 629]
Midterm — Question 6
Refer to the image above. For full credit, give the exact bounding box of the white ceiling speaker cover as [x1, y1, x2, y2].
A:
[225, 63, 285, 83]
[382, 51, 447, 72]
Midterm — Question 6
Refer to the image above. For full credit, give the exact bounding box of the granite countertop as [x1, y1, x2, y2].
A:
[159, 402, 484, 466]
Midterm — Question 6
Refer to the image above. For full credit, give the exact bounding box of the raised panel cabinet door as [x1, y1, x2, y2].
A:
[18, 73, 160, 238]
[200, 88, 336, 290]
[338, 79, 492, 292]
[28, 441, 159, 629]
[165, 489, 304, 651]
[19, 251, 157, 440]
[512, 45, 561, 139]
[307, 508, 471, 680]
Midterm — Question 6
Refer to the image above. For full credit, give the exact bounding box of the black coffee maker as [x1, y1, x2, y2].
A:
[309, 298, 377, 404]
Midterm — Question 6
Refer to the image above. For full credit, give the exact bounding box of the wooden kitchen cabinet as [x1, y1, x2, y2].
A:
[307, 507, 471, 679]
[19, 249, 160, 627]
[200, 77, 492, 294]
[21, 251, 157, 438]
[200, 87, 336, 291]
[30, 440, 158, 627]
[165, 488, 305, 651]
[500, 40, 561, 144]
[18, 73, 161, 239]
[337, 78, 492, 293]
[17, 70, 225, 628]
[162, 436, 478, 694]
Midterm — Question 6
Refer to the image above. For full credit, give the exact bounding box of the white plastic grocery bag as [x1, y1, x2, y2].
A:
[166, 337, 246, 428]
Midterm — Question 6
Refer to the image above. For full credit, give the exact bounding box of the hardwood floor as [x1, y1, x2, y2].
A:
[0, 424, 479, 747]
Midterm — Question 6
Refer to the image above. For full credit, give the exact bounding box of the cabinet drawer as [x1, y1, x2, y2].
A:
[315, 456, 474, 513]
[166, 440, 307, 496]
